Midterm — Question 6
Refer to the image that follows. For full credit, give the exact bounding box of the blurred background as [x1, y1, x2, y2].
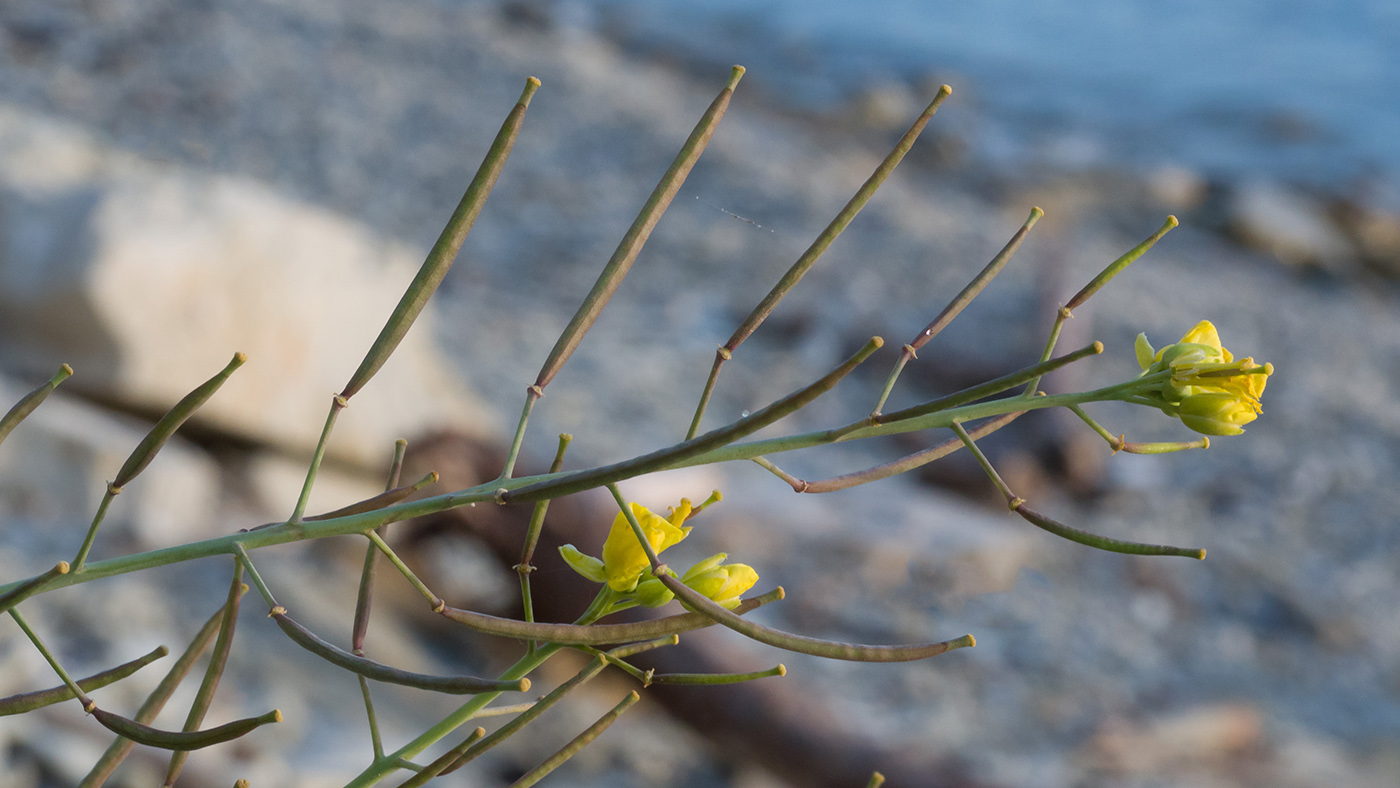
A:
[1, 1, 1398, 786]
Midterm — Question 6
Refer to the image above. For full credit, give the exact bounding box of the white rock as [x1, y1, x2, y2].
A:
[0, 106, 498, 469]
[1226, 180, 1356, 268]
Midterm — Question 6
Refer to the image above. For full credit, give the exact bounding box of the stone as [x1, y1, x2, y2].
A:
[1086, 703, 1262, 772]
[0, 107, 499, 470]
[1225, 180, 1357, 269]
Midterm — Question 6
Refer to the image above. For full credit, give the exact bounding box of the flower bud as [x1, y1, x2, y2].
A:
[682, 554, 759, 610]
[1178, 392, 1258, 436]
[559, 544, 606, 584]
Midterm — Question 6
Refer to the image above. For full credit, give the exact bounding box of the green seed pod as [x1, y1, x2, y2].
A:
[658, 575, 975, 663]
[0, 364, 72, 449]
[0, 645, 167, 716]
[437, 588, 783, 645]
[342, 77, 540, 401]
[89, 706, 280, 751]
[113, 353, 245, 489]
[270, 608, 527, 694]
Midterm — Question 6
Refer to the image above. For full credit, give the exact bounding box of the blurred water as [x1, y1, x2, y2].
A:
[591, 0, 1400, 203]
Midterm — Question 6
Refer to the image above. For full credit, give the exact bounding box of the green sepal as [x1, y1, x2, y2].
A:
[558, 545, 606, 584]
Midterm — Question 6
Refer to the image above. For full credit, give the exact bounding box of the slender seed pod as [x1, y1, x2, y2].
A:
[113, 353, 245, 489]
[534, 66, 744, 391]
[723, 85, 953, 355]
[907, 207, 1044, 354]
[1013, 502, 1206, 559]
[89, 706, 281, 751]
[658, 576, 975, 663]
[1065, 216, 1178, 311]
[164, 560, 244, 785]
[437, 588, 783, 644]
[646, 664, 785, 686]
[0, 646, 167, 716]
[875, 342, 1103, 425]
[432, 656, 612, 779]
[507, 338, 882, 503]
[802, 412, 1023, 493]
[507, 691, 640, 788]
[305, 472, 437, 521]
[342, 78, 540, 401]
[79, 592, 239, 788]
[0, 364, 72, 448]
[270, 608, 527, 694]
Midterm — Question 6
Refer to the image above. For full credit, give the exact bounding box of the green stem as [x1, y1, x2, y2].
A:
[519, 433, 571, 652]
[1, 374, 1173, 602]
[348, 591, 617, 788]
[8, 607, 92, 709]
[500, 386, 541, 480]
[0, 561, 69, 616]
[751, 456, 806, 492]
[290, 396, 345, 524]
[1023, 307, 1072, 396]
[506, 337, 884, 503]
[359, 675, 384, 760]
[232, 544, 276, 608]
[950, 422, 1018, 508]
[877, 341, 1103, 425]
[685, 348, 728, 440]
[365, 531, 441, 609]
[72, 487, 118, 572]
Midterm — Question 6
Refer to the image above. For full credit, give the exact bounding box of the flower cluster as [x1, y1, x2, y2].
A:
[559, 492, 758, 610]
[1134, 320, 1273, 436]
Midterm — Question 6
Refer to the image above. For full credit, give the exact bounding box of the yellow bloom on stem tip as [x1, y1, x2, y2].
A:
[1135, 320, 1273, 436]
[559, 492, 724, 593]
[602, 501, 693, 592]
[681, 553, 759, 610]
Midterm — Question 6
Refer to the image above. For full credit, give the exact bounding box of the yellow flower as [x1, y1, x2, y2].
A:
[681, 553, 759, 610]
[1135, 320, 1272, 436]
[558, 492, 725, 595]
[1177, 392, 1259, 436]
[601, 500, 695, 592]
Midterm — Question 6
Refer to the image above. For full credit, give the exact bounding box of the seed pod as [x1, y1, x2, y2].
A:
[270, 608, 527, 694]
[0, 645, 167, 716]
[437, 588, 783, 645]
[305, 471, 437, 521]
[342, 77, 540, 400]
[0, 364, 72, 449]
[89, 706, 280, 751]
[658, 575, 975, 662]
[113, 353, 245, 489]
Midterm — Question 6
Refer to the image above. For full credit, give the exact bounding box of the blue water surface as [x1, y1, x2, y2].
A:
[591, 0, 1400, 200]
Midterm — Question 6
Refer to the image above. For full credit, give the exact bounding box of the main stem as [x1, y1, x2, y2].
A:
[1, 377, 1164, 600]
